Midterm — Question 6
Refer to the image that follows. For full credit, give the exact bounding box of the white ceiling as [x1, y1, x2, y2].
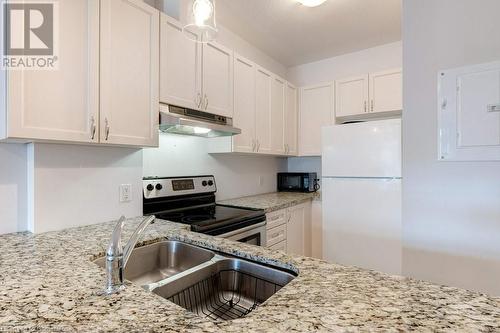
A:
[215, 0, 401, 67]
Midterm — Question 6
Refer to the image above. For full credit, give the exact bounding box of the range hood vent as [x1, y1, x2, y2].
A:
[159, 104, 241, 138]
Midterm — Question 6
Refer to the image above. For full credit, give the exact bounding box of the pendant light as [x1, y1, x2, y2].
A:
[183, 0, 218, 43]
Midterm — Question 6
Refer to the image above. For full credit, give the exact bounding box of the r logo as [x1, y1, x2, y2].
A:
[3, 3, 54, 56]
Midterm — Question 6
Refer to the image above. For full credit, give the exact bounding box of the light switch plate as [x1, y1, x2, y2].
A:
[119, 184, 132, 203]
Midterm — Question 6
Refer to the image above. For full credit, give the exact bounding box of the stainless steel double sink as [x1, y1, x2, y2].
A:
[94, 241, 296, 321]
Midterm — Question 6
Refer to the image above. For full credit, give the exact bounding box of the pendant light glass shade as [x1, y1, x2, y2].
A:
[183, 0, 218, 43]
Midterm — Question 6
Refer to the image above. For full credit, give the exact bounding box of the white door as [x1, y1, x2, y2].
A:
[160, 15, 201, 110]
[6, 0, 99, 143]
[100, 0, 159, 147]
[369, 69, 402, 114]
[335, 75, 369, 117]
[232, 54, 256, 153]
[299, 83, 334, 156]
[286, 203, 310, 256]
[322, 178, 402, 275]
[285, 82, 298, 156]
[202, 42, 233, 117]
[271, 76, 285, 155]
[255, 67, 272, 154]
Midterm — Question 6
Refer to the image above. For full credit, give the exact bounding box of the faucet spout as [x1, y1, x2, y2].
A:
[103, 215, 155, 295]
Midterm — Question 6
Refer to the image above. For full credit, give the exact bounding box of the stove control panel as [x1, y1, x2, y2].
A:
[143, 176, 216, 199]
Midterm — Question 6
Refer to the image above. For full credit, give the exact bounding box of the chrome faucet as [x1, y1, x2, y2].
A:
[104, 215, 156, 295]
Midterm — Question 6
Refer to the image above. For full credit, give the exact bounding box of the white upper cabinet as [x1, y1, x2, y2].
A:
[233, 54, 256, 153]
[299, 83, 335, 156]
[271, 76, 286, 155]
[335, 75, 369, 117]
[335, 68, 402, 121]
[160, 15, 201, 110]
[100, 0, 159, 147]
[369, 69, 403, 113]
[160, 19, 233, 118]
[202, 42, 234, 117]
[4, 0, 99, 143]
[255, 67, 272, 154]
[285, 82, 298, 156]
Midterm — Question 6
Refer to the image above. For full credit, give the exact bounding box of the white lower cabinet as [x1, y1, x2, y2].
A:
[265, 202, 312, 256]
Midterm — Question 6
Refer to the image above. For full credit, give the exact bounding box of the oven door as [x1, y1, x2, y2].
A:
[218, 222, 267, 247]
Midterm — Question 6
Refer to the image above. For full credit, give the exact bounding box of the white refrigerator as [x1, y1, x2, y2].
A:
[321, 119, 402, 275]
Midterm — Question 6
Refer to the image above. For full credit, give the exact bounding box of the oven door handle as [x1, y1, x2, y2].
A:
[218, 221, 266, 238]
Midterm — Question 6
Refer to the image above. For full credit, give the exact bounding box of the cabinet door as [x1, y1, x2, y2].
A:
[286, 203, 310, 256]
[100, 0, 159, 147]
[6, 0, 99, 143]
[335, 75, 369, 117]
[232, 54, 256, 153]
[369, 69, 402, 113]
[255, 67, 272, 154]
[299, 83, 334, 156]
[202, 42, 233, 117]
[270, 76, 286, 155]
[285, 82, 298, 156]
[160, 15, 201, 110]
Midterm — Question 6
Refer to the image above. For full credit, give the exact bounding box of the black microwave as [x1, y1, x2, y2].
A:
[277, 173, 319, 193]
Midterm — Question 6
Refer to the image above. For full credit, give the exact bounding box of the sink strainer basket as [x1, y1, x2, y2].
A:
[167, 268, 286, 321]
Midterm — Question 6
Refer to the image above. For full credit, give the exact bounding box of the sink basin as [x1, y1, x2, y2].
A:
[94, 241, 215, 286]
[152, 258, 296, 321]
[94, 240, 296, 321]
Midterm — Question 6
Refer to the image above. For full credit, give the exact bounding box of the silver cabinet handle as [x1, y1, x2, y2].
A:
[257, 141, 260, 152]
[90, 116, 96, 140]
[105, 118, 110, 141]
[195, 93, 202, 109]
[204, 94, 209, 110]
[364, 101, 367, 112]
[371, 100, 374, 112]
[252, 139, 256, 152]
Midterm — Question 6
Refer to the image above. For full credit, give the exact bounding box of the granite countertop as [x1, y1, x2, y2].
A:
[1, 217, 500, 332]
[218, 192, 320, 213]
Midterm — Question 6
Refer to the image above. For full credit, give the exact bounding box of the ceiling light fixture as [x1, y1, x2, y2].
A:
[183, 0, 218, 43]
[297, 0, 328, 7]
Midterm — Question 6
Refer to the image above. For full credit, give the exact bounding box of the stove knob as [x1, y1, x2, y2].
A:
[146, 184, 154, 191]
[202, 181, 208, 187]
[208, 180, 214, 186]
[155, 184, 163, 191]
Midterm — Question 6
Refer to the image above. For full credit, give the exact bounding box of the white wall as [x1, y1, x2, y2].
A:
[0, 143, 27, 234]
[287, 41, 402, 87]
[143, 134, 287, 200]
[29, 144, 143, 233]
[402, 0, 500, 295]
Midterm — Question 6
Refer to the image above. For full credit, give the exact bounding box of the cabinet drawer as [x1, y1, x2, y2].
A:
[268, 240, 286, 252]
[266, 224, 287, 247]
[266, 209, 287, 230]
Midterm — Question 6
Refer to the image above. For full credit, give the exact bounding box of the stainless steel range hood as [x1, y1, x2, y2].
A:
[159, 104, 241, 138]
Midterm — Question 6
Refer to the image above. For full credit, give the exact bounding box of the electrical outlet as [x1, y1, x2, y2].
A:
[119, 184, 132, 203]
[259, 176, 264, 186]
